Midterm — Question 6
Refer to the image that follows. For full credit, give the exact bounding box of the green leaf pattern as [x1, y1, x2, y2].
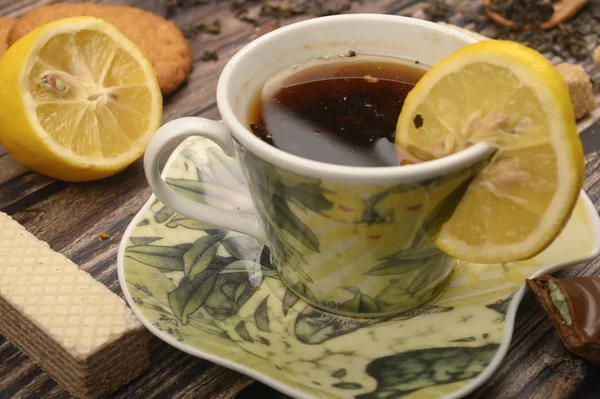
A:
[168, 272, 218, 325]
[235, 320, 254, 343]
[184, 233, 227, 280]
[166, 215, 217, 230]
[254, 296, 271, 333]
[130, 236, 162, 246]
[356, 345, 499, 399]
[222, 236, 264, 262]
[154, 206, 175, 223]
[125, 245, 185, 271]
[122, 137, 545, 399]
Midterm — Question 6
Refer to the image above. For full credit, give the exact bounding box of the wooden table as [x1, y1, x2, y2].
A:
[1, 0, 600, 398]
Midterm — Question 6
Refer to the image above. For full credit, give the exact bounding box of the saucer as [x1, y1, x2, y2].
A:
[118, 137, 600, 399]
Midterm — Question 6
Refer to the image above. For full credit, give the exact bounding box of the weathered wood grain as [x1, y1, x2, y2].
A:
[1, 1, 600, 399]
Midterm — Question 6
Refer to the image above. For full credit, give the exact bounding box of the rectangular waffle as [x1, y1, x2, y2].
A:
[0, 212, 150, 398]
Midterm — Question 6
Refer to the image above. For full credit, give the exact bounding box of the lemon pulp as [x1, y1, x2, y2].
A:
[0, 17, 162, 181]
[396, 40, 584, 263]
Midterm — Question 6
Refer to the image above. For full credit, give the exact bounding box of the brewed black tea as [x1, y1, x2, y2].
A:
[248, 55, 426, 167]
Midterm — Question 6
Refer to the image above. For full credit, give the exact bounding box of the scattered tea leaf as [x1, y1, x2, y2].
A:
[487, 0, 554, 27]
[310, 1, 352, 17]
[164, 0, 211, 17]
[421, 0, 600, 61]
[423, 0, 452, 21]
[184, 19, 221, 39]
[242, 15, 260, 26]
[260, 3, 305, 18]
[201, 50, 219, 62]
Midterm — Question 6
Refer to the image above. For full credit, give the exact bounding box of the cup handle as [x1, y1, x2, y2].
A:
[144, 117, 267, 243]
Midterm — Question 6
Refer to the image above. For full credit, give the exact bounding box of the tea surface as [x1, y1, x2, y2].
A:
[248, 55, 425, 167]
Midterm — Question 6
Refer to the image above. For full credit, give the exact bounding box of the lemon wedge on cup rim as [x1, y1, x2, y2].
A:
[0, 17, 162, 182]
[396, 40, 584, 264]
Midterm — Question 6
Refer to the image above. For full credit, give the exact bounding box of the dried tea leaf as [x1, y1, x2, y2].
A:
[488, 0, 555, 27]
[201, 50, 219, 62]
[183, 19, 221, 39]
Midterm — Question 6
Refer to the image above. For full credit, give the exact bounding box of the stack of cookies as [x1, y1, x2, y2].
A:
[0, 2, 193, 94]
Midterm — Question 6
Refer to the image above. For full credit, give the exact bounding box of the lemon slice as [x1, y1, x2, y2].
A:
[0, 17, 162, 182]
[396, 40, 584, 263]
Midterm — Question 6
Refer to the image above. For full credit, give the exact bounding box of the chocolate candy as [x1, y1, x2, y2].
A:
[526, 275, 600, 363]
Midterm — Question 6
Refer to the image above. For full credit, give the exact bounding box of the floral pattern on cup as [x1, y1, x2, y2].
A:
[121, 136, 600, 399]
[233, 140, 487, 315]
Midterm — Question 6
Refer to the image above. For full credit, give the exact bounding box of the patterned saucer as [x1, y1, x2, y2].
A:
[117, 137, 600, 399]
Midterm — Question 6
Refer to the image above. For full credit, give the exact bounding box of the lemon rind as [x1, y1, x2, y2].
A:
[18, 17, 162, 169]
[397, 41, 583, 263]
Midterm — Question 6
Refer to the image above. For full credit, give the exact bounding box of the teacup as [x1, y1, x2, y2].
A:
[144, 14, 493, 317]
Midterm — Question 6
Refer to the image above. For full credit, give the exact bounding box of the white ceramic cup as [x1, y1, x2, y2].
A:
[144, 14, 493, 317]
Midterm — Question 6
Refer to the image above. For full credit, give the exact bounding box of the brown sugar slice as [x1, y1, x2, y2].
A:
[556, 63, 597, 120]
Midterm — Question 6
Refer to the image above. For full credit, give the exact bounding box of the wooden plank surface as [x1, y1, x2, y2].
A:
[1, 0, 600, 398]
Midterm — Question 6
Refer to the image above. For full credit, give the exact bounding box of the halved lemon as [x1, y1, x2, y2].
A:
[0, 17, 162, 182]
[396, 40, 584, 263]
